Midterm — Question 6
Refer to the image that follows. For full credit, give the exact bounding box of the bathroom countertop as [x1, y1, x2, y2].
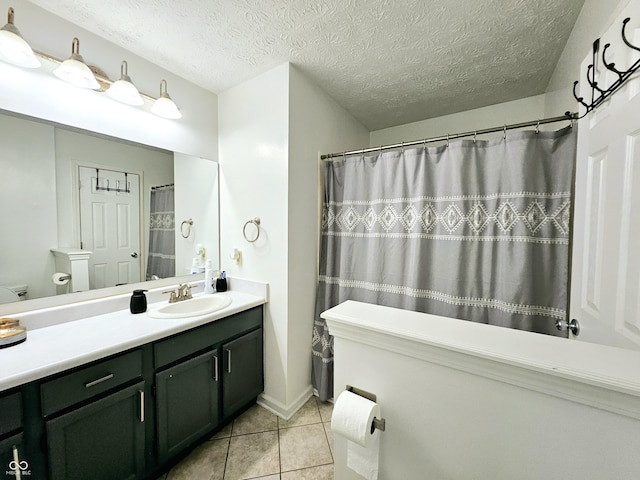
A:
[0, 290, 266, 391]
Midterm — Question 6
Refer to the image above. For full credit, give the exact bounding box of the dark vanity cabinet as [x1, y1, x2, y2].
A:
[0, 304, 263, 480]
[0, 390, 24, 478]
[155, 350, 220, 464]
[222, 328, 264, 418]
[41, 349, 146, 480]
[154, 305, 263, 465]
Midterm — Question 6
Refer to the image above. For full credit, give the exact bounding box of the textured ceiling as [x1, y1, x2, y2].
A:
[27, 0, 585, 130]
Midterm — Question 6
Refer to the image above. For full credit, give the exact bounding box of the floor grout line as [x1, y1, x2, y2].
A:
[221, 419, 233, 480]
[168, 400, 334, 480]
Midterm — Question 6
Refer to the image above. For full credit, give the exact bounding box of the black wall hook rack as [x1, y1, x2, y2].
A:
[574, 17, 640, 117]
[95, 168, 131, 194]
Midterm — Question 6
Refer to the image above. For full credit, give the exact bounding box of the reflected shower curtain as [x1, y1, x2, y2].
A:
[146, 185, 175, 280]
[312, 126, 577, 401]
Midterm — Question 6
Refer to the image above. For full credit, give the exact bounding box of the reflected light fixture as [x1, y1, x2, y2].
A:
[0, 7, 40, 68]
[53, 37, 100, 89]
[106, 60, 143, 106]
[151, 79, 182, 119]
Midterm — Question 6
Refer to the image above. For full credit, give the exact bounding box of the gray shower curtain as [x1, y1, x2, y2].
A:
[146, 185, 175, 280]
[312, 126, 577, 401]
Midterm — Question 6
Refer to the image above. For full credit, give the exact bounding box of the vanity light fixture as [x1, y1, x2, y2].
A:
[151, 79, 182, 119]
[0, 7, 183, 118]
[0, 7, 40, 68]
[106, 60, 144, 106]
[53, 37, 100, 90]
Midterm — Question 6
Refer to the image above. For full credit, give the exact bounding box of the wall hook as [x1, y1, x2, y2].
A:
[621, 17, 640, 53]
[573, 16, 640, 116]
[602, 42, 625, 79]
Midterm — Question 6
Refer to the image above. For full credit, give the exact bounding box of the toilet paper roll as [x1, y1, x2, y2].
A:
[52, 272, 71, 286]
[331, 390, 381, 480]
[332, 390, 379, 447]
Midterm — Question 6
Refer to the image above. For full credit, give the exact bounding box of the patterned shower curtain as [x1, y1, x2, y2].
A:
[146, 185, 175, 280]
[312, 126, 577, 401]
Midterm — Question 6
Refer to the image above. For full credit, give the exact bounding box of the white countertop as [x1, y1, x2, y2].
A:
[1, 290, 265, 391]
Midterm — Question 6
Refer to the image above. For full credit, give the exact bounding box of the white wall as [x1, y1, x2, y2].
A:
[219, 63, 291, 410]
[0, 114, 57, 299]
[287, 66, 370, 405]
[369, 94, 547, 147]
[174, 153, 220, 274]
[544, 0, 630, 117]
[219, 63, 368, 415]
[0, 0, 217, 159]
[327, 302, 640, 480]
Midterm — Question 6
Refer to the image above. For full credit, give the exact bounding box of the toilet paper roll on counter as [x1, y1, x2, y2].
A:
[52, 272, 71, 286]
[331, 390, 381, 480]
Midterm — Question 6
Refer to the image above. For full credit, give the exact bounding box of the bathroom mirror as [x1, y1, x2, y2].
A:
[0, 109, 220, 307]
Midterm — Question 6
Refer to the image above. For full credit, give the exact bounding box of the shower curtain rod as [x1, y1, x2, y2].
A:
[320, 111, 578, 160]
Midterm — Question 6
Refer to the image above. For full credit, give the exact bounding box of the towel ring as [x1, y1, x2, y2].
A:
[243, 217, 261, 243]
[180, 218, 193, 238]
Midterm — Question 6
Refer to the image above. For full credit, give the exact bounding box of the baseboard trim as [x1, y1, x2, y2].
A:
[257, 385, 314, 420]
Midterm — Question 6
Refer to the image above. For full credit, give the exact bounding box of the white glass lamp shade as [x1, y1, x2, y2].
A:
[0, 8, 40, 68]
[53, 37, 100, 90]
[151, 80, 182, 119]
[106, 61, 143, 106]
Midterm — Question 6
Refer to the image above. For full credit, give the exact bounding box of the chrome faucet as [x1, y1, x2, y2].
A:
[162, 283, 193, 303]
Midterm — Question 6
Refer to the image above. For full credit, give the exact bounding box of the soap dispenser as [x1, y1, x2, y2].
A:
[204, 259, 214, 294]
[215, 270, 227, 292]
[130, 289, 148, 314]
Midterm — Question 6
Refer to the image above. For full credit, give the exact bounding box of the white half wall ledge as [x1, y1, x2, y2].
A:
[322, 301, 640, 420]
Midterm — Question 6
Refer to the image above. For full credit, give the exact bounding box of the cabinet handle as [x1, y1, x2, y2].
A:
[212, 355, 219, 382]
[12, 445, 22, 480]
[226, 349, 232, 373]
[85, 373, 114, 388]
[139, 390, 145, 423]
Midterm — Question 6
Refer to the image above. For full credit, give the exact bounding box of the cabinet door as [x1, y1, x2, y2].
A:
[0, 433, 26, 478]
[155, 350, 220, 464]
[222, 328, 263, 418]
[46, 381, 145, 480]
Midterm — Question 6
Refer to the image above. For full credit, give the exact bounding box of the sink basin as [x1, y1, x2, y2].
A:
[147, 294, 232, 319]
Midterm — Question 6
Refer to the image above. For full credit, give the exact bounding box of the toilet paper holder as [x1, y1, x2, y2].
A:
[346, 385, 386, 433]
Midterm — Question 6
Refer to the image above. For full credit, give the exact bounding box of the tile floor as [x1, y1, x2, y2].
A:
[158, 396, 334, 480]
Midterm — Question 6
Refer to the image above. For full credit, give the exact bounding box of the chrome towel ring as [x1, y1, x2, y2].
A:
[180, 218, 193, 238]
[243, 217, 261, 243]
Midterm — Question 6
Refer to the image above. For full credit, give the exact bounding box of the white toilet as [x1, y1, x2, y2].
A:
[0, 286, 20, 303]
[0, 285, 28, 303]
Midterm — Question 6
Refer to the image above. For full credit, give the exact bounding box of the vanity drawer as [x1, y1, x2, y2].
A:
[0, 391, 22, 436]
[41, 349, 142, 416]
[154, 306, 263, 369]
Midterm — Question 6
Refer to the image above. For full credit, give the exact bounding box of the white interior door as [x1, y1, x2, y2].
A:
[571, 1, 640, 348]
[79, 166, 141, 289]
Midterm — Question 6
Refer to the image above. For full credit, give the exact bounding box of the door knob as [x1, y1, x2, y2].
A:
[131, 252, 138, 258]
[556, 318, 580, 336]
